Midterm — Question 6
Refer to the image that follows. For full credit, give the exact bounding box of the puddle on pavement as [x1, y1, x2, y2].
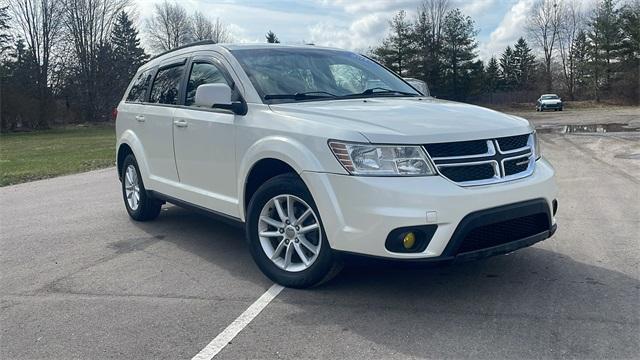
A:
[537, 123, 640, 134]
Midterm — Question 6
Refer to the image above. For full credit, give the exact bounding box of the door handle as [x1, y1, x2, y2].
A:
[173, 119, 188, 128]
[135, 115, 145, 122]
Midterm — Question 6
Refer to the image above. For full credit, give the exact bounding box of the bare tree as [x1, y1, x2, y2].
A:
[527, 0, 563, 91]
[190, 11, 230, 43]
[8, 0, 64, 128]
[146, 0, 192, 52]
[62, 0, 129, 121]
[191, 10, 213, 41]
[422, 0, 449, 47]
[210, 17, 231, 43]
[557, 0, 584, 99]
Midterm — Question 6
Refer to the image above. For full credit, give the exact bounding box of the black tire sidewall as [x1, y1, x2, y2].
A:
[246, 174, 334, 288]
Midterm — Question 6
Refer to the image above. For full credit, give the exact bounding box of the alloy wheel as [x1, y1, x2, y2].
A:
[124, 165, 141, 211]
[258, 194, 322, 272]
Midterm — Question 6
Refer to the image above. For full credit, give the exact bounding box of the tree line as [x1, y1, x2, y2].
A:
[371, 0, 639, 105]
[0, 0, 236, 131]
[0, 0, 637, 132]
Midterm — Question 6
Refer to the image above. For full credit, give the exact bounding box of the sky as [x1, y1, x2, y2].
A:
[131, 0, 574, 60]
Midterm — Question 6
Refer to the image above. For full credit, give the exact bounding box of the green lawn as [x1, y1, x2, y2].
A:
[0, 125, 116, 186]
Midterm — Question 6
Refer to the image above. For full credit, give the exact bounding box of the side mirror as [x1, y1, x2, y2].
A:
[195, 83, 232, 107]
[194, 83, 247, 115]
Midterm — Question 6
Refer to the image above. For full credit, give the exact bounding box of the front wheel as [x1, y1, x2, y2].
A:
[246, 174, 341, 288]
[121, 155, 162, 221]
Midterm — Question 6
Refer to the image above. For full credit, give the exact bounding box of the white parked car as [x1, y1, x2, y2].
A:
[116, 42, 558, 288]
[536, 94, 564, 111]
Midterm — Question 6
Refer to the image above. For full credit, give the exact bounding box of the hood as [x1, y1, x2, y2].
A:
[269, 97, 532, 144]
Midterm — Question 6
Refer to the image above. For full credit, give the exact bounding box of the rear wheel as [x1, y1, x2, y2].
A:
[246, 174, 340, 288]
[121, 155, 162, 221]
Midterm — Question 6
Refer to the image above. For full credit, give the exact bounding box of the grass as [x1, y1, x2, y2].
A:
[0, 125, 116, 187]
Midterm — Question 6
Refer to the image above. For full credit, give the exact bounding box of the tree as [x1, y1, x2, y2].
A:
[0, 6, 12, 58]
[513, 37, 536, 88]
[571, 30, 591, 97]
[587, 0, 623, 100]
[372, 10, 413, 75]
[410, 0, 450, 94]
[62, 0, 129, 121]
[557, 0, 584, 99]
[111, 11, 147, 107]
[615, 1, 639, 103]
[526, 0, 562, 91]
[485, 56, 500, 93]
[192, 11, 230, 43]
[440, 8, 478, 100]
[8, 0, 65, 128]
[146, 0, 192, 52]
[266, 30, 280, 43]
[499, 46, 517, 90]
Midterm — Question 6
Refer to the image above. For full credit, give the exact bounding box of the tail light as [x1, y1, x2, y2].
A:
[112, 107, 118, 121]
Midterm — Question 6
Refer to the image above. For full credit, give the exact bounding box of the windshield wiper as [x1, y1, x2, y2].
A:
[264, 91, 338, 101]
[358, 87, 419, 97]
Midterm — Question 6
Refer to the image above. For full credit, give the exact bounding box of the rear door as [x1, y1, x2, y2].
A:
[172, 54, 239, 215]
[141, 58, 188, 185]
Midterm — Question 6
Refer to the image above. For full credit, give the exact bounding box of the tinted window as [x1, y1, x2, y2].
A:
[149, 65, 185, 105]
[126, 70, 152, 102]
[185, 62, 230, 106]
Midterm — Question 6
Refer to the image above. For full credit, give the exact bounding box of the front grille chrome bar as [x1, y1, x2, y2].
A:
[424, 133, 535, 187]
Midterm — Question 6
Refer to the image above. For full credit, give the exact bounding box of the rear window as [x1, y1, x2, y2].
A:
[149, 65, 185, 105]
[126, 70, 153, 102]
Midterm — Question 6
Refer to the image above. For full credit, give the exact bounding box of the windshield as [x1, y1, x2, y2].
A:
[230, 48, 420, 104]
[542, 95, 559, 100]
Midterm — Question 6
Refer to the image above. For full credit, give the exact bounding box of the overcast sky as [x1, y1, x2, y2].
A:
[131, 0, 587, 60]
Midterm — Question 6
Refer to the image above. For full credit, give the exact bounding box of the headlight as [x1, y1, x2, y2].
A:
[532, 131, 541, 160]
[328, 141, 436, 176]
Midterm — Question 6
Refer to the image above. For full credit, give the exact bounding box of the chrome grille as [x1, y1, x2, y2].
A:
[424, 134, 535, 186]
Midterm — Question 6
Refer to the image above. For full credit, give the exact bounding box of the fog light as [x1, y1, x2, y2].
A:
[403, 232, 416, 249]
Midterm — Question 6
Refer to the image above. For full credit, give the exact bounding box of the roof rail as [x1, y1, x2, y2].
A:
[149, 40, 218, 61]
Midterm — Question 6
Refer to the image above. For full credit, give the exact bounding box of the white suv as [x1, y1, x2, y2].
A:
[116, 42, 558, 288]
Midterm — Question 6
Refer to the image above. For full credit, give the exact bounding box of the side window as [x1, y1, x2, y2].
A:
[126, 70, 152, 102]
[185, 62, 231, 106]
[149, 64, 185, 105]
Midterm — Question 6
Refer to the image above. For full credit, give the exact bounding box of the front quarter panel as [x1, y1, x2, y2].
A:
[235, 104, 367, 220]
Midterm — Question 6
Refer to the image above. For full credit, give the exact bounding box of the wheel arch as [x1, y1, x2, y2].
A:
[238, 136, 325, 221]
[117, 130, 150, 182]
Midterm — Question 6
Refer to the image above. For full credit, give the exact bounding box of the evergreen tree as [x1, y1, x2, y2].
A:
[266, 30, 280, 43]
[112, 11, 148, 80]
[440, 8, 478, 100]
[572, 31, 591, 98]
[513, 37, 536, 88]
[499, 46, 517, 90]
[587, 0, 623, 97]
[372, 10, 413, 75]
[485, 56, 500, 93]
[110, 11, 148, 115]
[0, 6, 12, 58]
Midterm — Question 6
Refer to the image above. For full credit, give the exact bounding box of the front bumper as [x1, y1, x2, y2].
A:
[301, 158, 557, 260]
[541, 103, 563, 109]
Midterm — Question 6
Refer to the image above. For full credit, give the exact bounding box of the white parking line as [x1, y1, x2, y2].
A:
[191, 283, 285, 360]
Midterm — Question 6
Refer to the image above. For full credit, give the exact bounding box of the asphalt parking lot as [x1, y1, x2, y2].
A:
[1, 108, 639, 359]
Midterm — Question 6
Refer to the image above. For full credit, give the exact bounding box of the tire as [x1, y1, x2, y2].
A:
[245, 173, 341, 288]
[540, 108, 544, 112]
[559, 107, 563, 111]
[121, 155, 162, 221]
